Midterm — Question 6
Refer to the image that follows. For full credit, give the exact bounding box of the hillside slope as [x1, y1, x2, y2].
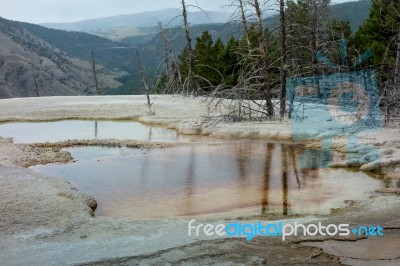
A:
[0, 17, 126, 98]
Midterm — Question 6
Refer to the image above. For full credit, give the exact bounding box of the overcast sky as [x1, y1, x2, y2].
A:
[1, 0, 353, 24]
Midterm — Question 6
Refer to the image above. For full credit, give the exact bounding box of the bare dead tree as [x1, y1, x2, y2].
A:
[309, 1, 319, 79]
[376, 1, 400, 125]
[252, 0, 274, 118]
[31, 65, 40, 97]
[159, 22, 171, 78]
[205, 0, 279, 122]
[158, 21, 172, 94]
[285, 0, 331, 79]
[91, 49, 100, 95]
[381, 29, 400, 125]
[181, 0, 199, 96]
[395, 29, 400, 86]
[279, 0, 287, 118]
[136, 50, 154, 114]
[238, 0, 251, 47]
[158, 21, 183, 94]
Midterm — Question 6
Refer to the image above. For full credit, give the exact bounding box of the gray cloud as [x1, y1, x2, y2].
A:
[0, 0, 352, 24]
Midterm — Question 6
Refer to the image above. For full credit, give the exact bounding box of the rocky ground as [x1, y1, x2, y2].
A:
[0, 95, 399, 265]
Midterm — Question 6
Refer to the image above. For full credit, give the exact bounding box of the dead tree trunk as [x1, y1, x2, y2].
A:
[91, 50, 100, 95]
[395, 29, 400, 86]
[253, 0, 274, 118]
[31, 65, 40, 97]
[158, 22, 171, 78]
[279, 0, 287, 119]
[136, 50, 153, 113]
[310, 1, 319, 79]
[33, 74, 39, 97]
[158, 21, 183, 93]
[238, 0, 250, 47]
[181, 0, 199, 96]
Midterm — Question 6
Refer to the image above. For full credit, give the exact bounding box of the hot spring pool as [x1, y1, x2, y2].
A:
[1, 120, 384, 220]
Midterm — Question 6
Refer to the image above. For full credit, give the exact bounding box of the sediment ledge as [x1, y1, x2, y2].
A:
[32, 139, 173, 150]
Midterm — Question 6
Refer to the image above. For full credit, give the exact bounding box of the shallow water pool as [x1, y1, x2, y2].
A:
[0, 120, 185, 143]
[32, 141, 383, 220]
[2, 120, 383, 220]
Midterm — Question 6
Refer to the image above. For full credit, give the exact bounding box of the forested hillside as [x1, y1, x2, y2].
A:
[152, 0, 398, 121]
[114, 0, 374, 95]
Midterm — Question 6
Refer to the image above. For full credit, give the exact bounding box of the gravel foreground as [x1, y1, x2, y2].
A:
[0, 95, 399, 265]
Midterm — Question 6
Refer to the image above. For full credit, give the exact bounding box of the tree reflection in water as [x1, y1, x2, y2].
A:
[261, 143, 274, 215]
[32, 140, 382, 220]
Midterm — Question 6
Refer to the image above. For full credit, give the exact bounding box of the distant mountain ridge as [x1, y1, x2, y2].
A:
[39, 1, 370, 42]
[40, 9, 235, 41]
[40, 9, 233, 40]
